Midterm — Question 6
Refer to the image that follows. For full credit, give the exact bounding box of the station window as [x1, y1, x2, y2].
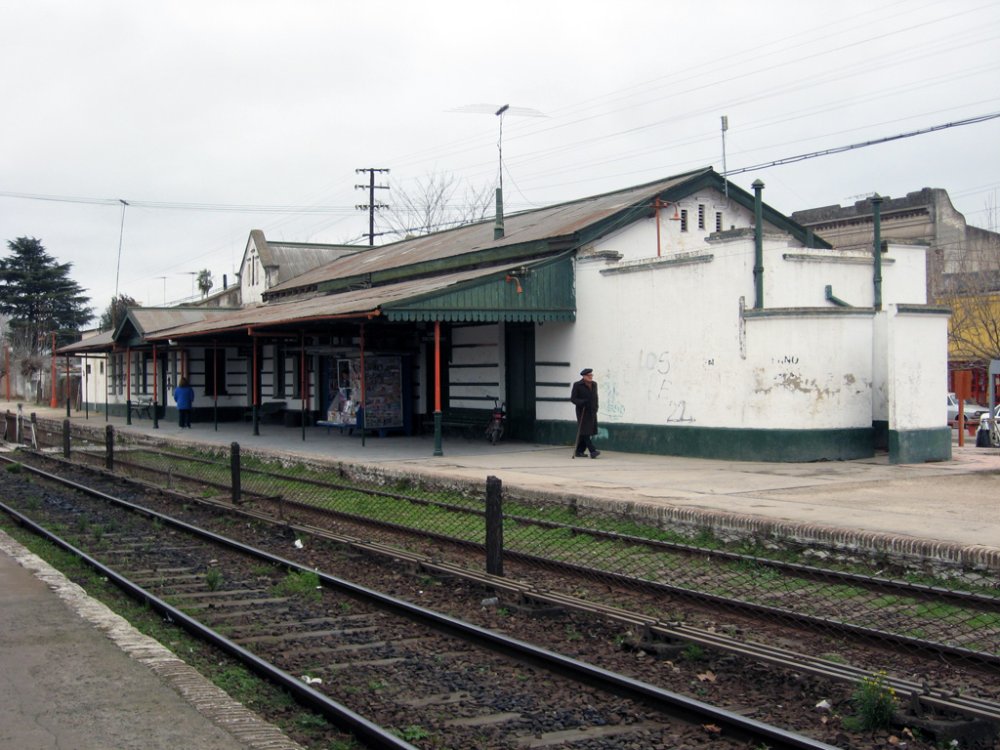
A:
[680, 209, 689, 232]
[715, 211, 723, 232]
[698, 204, 705, 230]
[204, 348, 228, 396]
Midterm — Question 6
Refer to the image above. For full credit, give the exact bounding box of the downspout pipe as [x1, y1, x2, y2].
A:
[752, 179, 765, 309]
[872, 195, 883, 311]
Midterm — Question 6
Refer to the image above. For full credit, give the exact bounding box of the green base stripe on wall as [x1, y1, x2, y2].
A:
[888, 428, 952, 464]
[534, 420, 876, 462]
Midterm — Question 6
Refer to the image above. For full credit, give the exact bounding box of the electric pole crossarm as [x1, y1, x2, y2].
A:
[355, 168, 390, 246]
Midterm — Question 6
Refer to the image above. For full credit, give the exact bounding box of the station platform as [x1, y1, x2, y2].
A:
[1, 400, 998, 747]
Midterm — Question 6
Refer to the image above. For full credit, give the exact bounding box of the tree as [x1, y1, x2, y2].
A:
[0, 237, 92, 356]
[100, 294, 139, 331]
[197, 269, 214, 297]
[938, 195, 1000, 401]
[380, 172, 495, 240]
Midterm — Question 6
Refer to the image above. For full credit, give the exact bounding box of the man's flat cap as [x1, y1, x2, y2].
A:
[580, 368, 593, 376]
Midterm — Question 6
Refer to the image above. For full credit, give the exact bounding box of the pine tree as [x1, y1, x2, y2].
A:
[0, 237, 93, 355]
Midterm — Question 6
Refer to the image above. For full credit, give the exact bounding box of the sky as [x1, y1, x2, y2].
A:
[2, 0, 999, 321]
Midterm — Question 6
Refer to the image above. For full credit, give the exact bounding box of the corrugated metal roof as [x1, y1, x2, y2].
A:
[266, 170, 709, 295]
[57, 329, 115, 354]
[252, 229, 362, 284]
[148, 260, 563, 340]
[122, 307, 240, 337]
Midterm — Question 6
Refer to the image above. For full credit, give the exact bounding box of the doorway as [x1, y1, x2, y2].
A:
[504, 323, 535, 441]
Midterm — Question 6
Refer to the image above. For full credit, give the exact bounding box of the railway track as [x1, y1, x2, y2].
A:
[1, 455, 853, 750]
[76, 441, 1000, 669]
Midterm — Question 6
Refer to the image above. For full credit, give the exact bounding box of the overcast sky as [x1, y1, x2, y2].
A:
[2, 0, 998, 320]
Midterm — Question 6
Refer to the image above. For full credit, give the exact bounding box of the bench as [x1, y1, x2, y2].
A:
[243, 401, 287, 424]
[317, 407, 370, 436]
[131, 399, 154, 419]
[421, 408, 490, 438]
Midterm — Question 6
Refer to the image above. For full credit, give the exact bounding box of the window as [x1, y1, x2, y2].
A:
[290, 353, 302, 399]
[204, 348, 228, 396]
[698, 204, 705, 230]
[680, 209, 689, 232]
[715, 211, 723, 232]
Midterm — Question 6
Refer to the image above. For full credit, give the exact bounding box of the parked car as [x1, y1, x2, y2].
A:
[977, 404, 1000, 446]
[947, 392, 989, 422]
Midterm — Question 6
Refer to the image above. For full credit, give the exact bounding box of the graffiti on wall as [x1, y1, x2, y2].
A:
[637, 348, 695, 422]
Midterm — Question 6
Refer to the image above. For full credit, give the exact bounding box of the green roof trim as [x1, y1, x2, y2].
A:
[382, 255, 576, 323]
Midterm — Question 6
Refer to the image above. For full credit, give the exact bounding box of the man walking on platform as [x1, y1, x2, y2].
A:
[570, 368, 601, 459]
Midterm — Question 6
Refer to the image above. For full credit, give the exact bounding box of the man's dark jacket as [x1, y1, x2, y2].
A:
[570, 379, 599, 436]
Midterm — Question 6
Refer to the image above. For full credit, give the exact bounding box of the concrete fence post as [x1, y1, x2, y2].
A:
[485, 475, 504, 577]
[105, 425, 114, 471]
[231, 442, 242, 504]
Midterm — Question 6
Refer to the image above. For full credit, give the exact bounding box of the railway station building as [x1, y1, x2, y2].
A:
[59, 167, 951, 464]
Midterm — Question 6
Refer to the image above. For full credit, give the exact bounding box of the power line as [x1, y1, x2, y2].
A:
[0, 191, 356, 213]
[725, 112, 1000, 176]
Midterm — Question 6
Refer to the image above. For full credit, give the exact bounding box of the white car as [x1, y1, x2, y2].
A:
[947, 392, 989, 422]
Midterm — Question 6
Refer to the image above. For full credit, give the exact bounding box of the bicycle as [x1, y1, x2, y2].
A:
[485, 398, 506, 445]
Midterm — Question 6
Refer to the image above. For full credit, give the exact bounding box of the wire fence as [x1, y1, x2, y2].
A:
[11, 413, 1000, 666]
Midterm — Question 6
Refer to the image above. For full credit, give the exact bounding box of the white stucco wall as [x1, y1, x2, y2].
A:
[543, 195, 940, 434]
[448, 324, 501, 409]
[884, 306, 950, 431]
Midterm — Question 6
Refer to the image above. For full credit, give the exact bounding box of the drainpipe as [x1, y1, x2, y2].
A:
[752, 179, 765, 309]
[872, 195, 883, 311]
[493, 188, 505, 240]
[655, 198, 662, 257]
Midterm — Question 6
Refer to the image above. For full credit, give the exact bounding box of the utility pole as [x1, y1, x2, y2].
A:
[355, 168, 390, 246]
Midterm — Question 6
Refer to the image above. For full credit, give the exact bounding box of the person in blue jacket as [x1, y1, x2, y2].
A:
[174, 377, 195, 428]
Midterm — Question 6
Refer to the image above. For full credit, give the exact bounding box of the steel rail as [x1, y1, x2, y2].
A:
[1, 456, 841, 750]
[235, 504, 1000, 724]
[16, 449, 1000, 670]
[13, 453, 1000, 724]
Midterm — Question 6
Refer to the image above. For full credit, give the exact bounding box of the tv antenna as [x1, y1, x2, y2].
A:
[721, 115, 729, 198]
[449, 103, 546, 191]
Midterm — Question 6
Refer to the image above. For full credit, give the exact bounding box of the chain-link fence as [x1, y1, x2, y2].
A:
[18, 415, 1000, 666]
